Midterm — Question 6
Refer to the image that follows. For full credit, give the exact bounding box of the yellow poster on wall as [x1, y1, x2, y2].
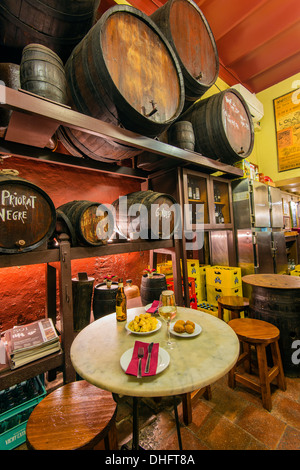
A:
[273, 88, 300, 172]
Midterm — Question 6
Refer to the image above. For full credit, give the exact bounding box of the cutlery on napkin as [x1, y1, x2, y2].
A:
[126, 341, 159, 377]
[146, 300, 159, 314]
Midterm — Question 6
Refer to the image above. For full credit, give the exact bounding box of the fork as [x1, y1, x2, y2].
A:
[137, 347, 144, 378]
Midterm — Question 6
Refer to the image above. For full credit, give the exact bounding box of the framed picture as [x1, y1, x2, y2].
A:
[273, 88, 300, 172]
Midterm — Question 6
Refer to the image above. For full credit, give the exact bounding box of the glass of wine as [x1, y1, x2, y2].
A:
[158, 290, 177, 349]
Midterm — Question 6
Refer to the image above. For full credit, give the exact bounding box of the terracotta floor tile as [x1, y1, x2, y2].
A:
[272, 395, 300, 431]
[178, 398, 213, 432]
[208, 382, 249, 421]
[276, 426, 300, 450]
[196, 412, 254, 450]
[235, 404, 286, 449]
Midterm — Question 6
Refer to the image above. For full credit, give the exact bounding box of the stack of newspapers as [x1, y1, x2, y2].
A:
[3, 318, 61, 369]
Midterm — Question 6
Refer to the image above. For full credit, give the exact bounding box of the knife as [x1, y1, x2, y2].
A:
[145, 342, 154, 374]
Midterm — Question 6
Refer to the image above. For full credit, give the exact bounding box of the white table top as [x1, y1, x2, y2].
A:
[70, 307, 239, 398]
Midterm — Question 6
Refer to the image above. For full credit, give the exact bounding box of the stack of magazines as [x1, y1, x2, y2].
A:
[2, 318, 61, 369]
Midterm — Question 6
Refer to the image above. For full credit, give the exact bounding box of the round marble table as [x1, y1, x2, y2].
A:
[71, 307, 239, 398]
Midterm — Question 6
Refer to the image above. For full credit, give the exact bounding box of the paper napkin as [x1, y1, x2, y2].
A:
[126, 340, 159, 377]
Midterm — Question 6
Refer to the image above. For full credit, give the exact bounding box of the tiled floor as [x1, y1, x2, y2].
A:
[115, 373, 300, 451]
[15, 371, 300, 451]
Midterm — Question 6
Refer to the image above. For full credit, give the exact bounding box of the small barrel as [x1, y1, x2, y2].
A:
[168, 121, 195, 151]
[112, 190, 179, 241]
[72, 272, 95, 332]
[0, 174, 56, 253]
[56, 200, 114, 247]
[180, 88, 254, 164]
[0, 63, 20, 130]
[140, 274, 168, 306]
[151, 0, 219, 106]
[20, 44, 68, 104]
[63, 4, 185, 162]
[93, 282, 118, 320]
[0, 0, 100, 63]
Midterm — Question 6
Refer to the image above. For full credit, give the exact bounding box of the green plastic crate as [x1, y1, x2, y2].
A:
[0, 376, 46, 450]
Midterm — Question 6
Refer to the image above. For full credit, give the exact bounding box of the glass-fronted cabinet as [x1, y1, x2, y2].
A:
[186, 172, 209, 226]
[213, 179, 231, 225]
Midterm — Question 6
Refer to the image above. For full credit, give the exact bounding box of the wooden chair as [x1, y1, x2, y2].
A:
[218, 296, 249, 321]
[228, 318, 286, 411]
[26, 380, 118, 450]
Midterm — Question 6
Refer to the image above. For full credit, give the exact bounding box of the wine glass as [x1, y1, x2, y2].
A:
[158, 290, 177, 349]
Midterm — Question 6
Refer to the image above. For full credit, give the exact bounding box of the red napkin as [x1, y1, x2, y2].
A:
[147, 300, 159, 314]
[126, 341, 159, 377]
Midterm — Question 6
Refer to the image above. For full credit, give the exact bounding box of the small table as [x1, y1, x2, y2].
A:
[71, 307, 239, 450]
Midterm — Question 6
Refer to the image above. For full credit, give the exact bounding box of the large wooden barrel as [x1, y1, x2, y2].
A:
[93, 282, 118, 320]
[151, 0, 219, 107]
[0, 0, 100, 63]
[20, 44, 68, 104]
[140, 274, 168, 306]
[62, 5, 185, 162]
[56, 200, 114, 247]
[243, 274, 300, 377]
[179, 88, 254, 164]
[112, 190, 179, 241]
[0, 174, 56, 253]
[168, 121, 195, 151]
[0, 63, 20, 132]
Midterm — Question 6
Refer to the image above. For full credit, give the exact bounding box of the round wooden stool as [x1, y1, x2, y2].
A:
[26, 380, 118, 450]
[218, 296, 249, 321]
[228, 318, 286, 411]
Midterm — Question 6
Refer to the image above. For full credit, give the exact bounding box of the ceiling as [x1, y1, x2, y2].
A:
[98, 0, 300, 95]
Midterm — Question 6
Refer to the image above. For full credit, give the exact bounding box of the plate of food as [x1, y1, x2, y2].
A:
[120, 347, 170, 374]
[125, 312, 162, 335]
[170, 319, 202, 338]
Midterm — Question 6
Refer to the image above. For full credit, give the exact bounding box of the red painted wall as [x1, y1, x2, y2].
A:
[0, 156, 149, 330]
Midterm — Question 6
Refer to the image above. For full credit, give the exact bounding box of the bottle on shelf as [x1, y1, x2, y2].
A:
[116, 278, 127, 322]
[195, 183, 201, 200]
[188, 178, 193, 199]
[215, 204, 220, 223]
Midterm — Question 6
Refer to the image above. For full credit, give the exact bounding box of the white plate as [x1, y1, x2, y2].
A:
[125, 319, 162, 335]
[170, 321, 202, 338]
[120, 347, 170, 375]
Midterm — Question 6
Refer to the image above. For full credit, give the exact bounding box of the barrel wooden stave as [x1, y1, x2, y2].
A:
[63, 5, 184, 161]
[93, 282, 118, 320]
[151, 0, 219, 105]
[0, 175, 56, 253]
[56, 200, 113, 246]
[168, 121, 195, 150]
[180, 89, 254, 164]
[140, 274, 168, 306]
[0, 0, 100, 62]
[249, 286, 300, 377]
[20, 44, 68, 104]
[112, 190, 178, 241]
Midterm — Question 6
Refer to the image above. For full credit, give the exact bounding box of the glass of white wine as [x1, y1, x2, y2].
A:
[158, 290, 177, 349]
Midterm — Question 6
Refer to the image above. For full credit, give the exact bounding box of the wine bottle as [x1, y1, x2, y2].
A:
[116, 278, 127, 322]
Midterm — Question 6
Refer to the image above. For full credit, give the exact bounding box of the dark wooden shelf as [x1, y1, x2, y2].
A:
[0, 85, 243, 179]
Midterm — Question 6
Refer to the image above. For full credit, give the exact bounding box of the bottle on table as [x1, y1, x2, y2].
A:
[116, 278, 127, 322]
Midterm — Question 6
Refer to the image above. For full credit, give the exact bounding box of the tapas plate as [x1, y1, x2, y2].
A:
[120, 347, 170, 374]
[125, 319, 162, 335]
[170, 321, 202, 338]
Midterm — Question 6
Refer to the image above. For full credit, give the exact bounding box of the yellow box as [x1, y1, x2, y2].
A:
[206, 266, 242, 288]
[207, 284, 243, 306]
[290, 270, 300, 277]
[156, 262, 173, 275]
[195, 286, 206, 303]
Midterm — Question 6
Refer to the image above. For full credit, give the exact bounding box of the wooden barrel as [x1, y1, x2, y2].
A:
[151, 0, 219, 106]
[0, 174, 56, 253]
[63, 5, 185, 162]
[56, 200, 114, 247]
[112, 190, 179, 241]
[168, 121, 195, 150]
[93, 282, 118, 320]
[0, 0, 100, 63]
[72, 272, 94, 332]
[0, 63, 20, 131]
[20, 44, 68, 104]
[180, 88, 254, 164]
[243, 274, 300, 377]
[140, 274, 167, 306]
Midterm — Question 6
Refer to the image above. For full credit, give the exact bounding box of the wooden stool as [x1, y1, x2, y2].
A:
[26, 380, 118, 450]
[181, 386, 212, 425]
[228, 318, 286, 411]
[218, 296, 249, 321]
